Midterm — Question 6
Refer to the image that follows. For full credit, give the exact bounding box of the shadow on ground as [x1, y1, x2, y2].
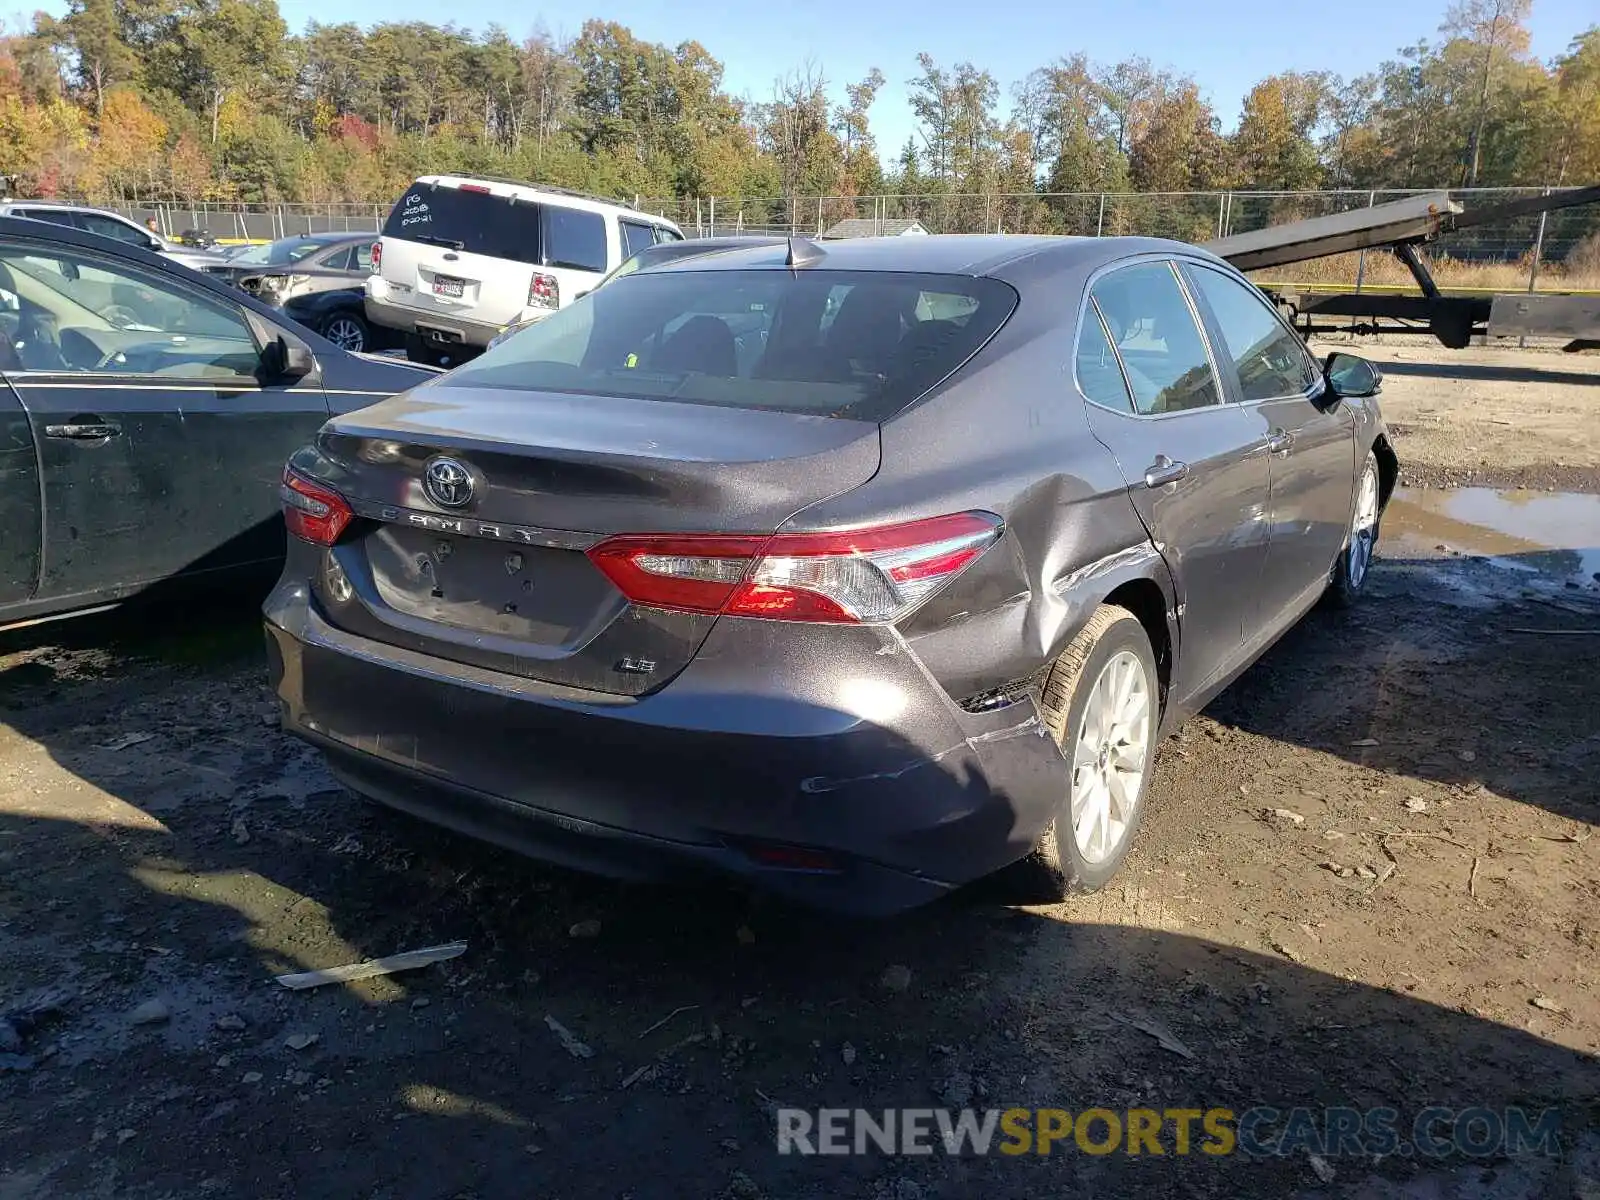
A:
[1, 568, 1597, 1199]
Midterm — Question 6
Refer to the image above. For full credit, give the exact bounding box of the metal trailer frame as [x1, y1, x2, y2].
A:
[1202, 186, 1600, 349]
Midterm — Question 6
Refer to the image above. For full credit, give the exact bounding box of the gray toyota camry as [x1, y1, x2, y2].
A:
[264, 234, 1396, 914]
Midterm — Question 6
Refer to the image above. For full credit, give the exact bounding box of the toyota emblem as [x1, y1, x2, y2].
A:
[421, 456, 474, 509]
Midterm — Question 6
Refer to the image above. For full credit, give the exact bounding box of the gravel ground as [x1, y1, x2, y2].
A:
[2, 346, 1598, 1200]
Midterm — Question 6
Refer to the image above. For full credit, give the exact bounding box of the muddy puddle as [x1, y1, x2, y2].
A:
[1383, 487, 1600, 589]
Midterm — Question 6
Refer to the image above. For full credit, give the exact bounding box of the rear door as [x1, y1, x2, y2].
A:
[1076, 259, 1272, 700]
[0, 237, 330, 600]
[0, 372, 41, 607]
[375, 182, 546, 328]
[1183, 263, 1354, 622]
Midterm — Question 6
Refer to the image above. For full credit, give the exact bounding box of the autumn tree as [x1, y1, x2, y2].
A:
[56, 0, 136, 117]
[1442, 0, 1533, 185]
[1231, 72, 1333, 189]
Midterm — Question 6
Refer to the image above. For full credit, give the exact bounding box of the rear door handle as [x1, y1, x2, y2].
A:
[1143, 456, 1189, 488]
[1267, 428, 1294, 454]
[45, 422, 121, 440]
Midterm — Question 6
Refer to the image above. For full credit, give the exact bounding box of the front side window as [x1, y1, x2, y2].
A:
[443, 268, 1018, 423]
[543, 206, 607, 273]
[1186, 264, 1319, 401]
[0, 244, 259, 379]
[655, 227, 683, 244]
[1089, 262, 1221, 416]
[77, 213, 149, 247]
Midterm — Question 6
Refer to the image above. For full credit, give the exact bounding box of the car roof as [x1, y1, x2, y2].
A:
[274, 231, 370, 244]
[1, 200, 120, 216]
[644, 234, 1227, 280]
[407, 175, 682, 230]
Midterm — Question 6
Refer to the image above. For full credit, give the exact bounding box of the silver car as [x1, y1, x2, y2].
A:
[264, 235, 1395, 914]
[0, 202, 230, 273]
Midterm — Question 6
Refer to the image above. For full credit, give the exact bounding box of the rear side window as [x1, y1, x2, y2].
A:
[21, 209, 81, 230]
[1076, 302, 1134, 412]
[443, 268, 1019, 423]
[543, 206, 607, 273]
[620, 221, 656, 261]
[1089, 262, 1220, 416]
[1185, 264, 1318, 401]
[381, 182, 541, 265]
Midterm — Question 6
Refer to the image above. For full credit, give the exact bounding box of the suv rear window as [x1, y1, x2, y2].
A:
[442, 269, 1019, 423]
[382, 182, 542, 265]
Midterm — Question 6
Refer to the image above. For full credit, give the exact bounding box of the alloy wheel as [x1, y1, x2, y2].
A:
[1069, 649, 1152, 864]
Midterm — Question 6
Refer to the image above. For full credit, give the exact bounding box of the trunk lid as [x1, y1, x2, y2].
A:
[309, 385, 880, 695]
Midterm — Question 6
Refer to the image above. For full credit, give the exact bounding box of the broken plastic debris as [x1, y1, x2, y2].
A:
[100, 732, 154, 751]
[545, 1014, 595, 1059]
[275, 941, 467, 990]
[1108, 1011, 1196, 1061]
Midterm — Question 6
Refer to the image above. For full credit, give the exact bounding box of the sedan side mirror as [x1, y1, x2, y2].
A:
[262, 334, 314, 380]
[1324, 351, 1382, 399]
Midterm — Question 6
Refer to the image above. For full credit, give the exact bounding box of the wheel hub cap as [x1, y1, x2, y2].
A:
[1069, 649, 1152, 865]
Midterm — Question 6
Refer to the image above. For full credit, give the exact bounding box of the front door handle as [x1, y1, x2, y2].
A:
[45, 422, 121, 440]
[1143, 455, 1190, 488]
[1267, 428, 1294, 454]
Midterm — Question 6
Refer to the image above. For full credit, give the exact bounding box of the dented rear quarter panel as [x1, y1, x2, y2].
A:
[790, 250, 1175, 711]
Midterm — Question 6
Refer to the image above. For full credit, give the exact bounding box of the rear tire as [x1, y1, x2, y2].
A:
[1326, 450, 1381, 608]
[1023, 604, 1159, 898]
[321, 310, 370, 353]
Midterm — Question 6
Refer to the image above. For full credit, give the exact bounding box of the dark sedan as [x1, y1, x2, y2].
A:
[264, 235, 1396, 913]
[0, 215, 434, 631]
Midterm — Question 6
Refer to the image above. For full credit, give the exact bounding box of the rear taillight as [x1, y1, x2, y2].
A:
[586, 512, 1003, 625]
[370, 241, 381, 272]
[280, 467, 354, 546]
[528, 272, 559, 309]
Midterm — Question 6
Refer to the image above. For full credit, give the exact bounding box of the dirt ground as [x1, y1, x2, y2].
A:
[2, 341, 1598, 1200]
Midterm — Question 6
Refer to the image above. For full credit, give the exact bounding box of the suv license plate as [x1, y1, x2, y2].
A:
[433, 275, 466, 298]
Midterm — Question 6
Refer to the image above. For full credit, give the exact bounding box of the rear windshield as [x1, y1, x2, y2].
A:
[442, 269, 1019, 422]
[382, 182, 541, 265]
[231, 237, 332, 266]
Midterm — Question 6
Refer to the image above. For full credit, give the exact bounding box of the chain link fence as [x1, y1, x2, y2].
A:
[109, 187, 1599, 290]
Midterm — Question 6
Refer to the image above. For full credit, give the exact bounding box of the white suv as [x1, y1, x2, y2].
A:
[364, 176, 683, 364]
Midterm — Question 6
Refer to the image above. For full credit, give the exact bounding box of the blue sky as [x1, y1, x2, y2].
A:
[19, 0, 1598, 154]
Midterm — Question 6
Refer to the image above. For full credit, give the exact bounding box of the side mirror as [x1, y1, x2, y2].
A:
[262, 334, 314, 380]
[1324, 351, 1381, 399]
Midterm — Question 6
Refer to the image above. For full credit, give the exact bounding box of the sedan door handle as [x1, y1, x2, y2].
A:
[45, 422, 121, 440]
[1267, 429, 1294, 454]
[1143, 456, 1190, 488]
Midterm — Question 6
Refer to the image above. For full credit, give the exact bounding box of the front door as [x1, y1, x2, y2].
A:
[1183, 263, 1355, 627]
[1076, 259, 1272, 702]
[0, 238, 330, 606]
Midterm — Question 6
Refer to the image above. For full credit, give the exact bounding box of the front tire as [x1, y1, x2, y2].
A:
[1326, 449, 1381, 608]
[1026, 604, 1160, 897]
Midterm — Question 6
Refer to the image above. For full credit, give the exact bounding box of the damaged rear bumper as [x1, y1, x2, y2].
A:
[264, 582, 1071, 914]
